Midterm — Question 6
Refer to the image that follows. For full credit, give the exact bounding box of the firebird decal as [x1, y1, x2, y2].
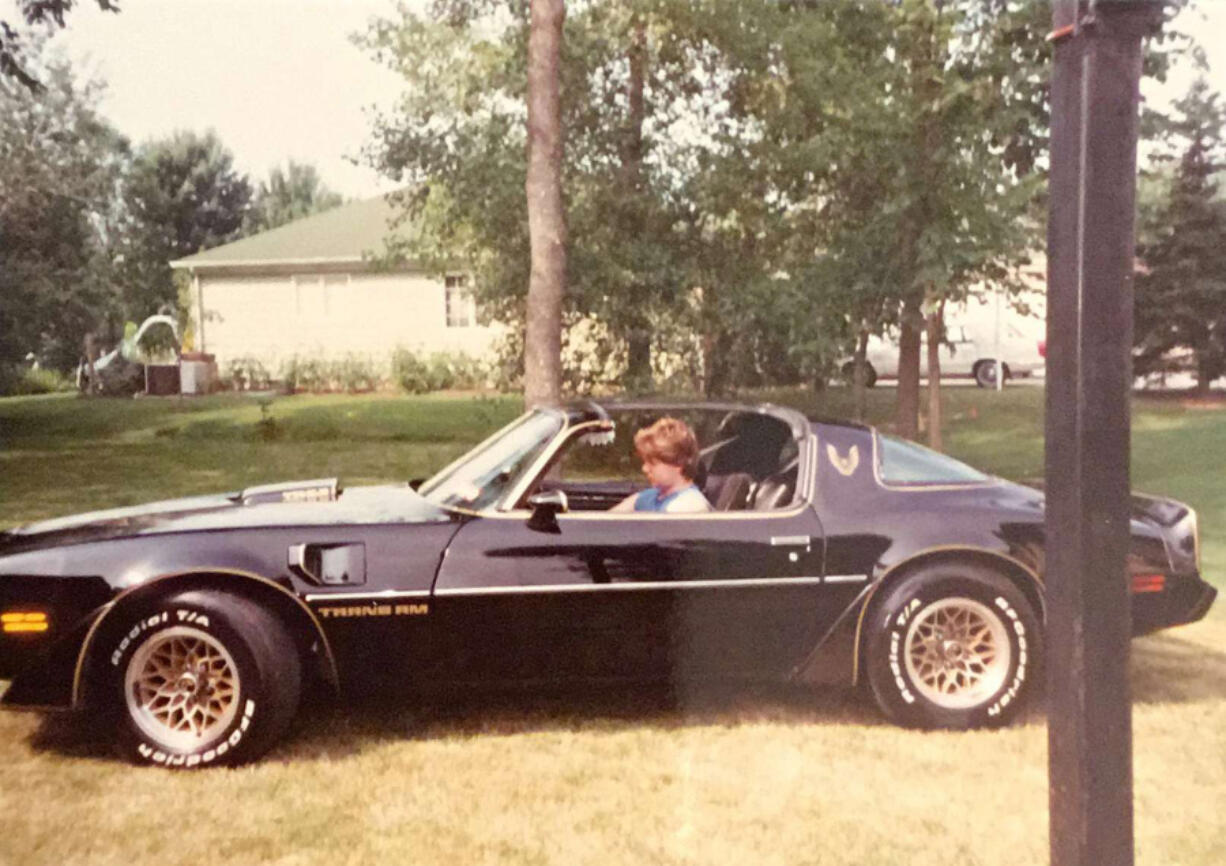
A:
[827, 443, 860, 477]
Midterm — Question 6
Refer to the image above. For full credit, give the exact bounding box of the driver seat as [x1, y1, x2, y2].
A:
[711, 472, 753, 511]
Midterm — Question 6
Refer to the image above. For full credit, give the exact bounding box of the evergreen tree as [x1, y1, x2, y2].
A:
[1136, 77, 1226, 393]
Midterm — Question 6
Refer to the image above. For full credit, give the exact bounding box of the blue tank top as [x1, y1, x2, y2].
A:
[633, 485, 710, 513]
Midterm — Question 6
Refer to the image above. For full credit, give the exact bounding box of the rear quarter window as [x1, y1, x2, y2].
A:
[877, 435, 991, 485]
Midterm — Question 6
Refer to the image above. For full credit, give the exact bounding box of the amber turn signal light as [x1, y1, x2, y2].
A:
[1, 612, 49, 634]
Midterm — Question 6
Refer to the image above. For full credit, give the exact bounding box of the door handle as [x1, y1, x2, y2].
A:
[770, 535, 812, 552]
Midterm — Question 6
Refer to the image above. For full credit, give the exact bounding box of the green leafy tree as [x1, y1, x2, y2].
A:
[0, 38, 128, 372]
[245, 160, 343, 234]
[362, 0, 714, 395]
[1136, 77, 1226, 393]
[119, 130, 253, 316]
[1, 0, 118, 90]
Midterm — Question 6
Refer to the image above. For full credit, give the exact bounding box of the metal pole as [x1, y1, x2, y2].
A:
[1045, 3, 1163, 865]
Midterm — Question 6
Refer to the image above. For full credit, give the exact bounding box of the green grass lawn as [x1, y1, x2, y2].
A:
[0, 387, 1223, 865]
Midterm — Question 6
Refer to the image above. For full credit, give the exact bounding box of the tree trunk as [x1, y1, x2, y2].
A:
[896, 4, 942, 441]
[1196, 360, 1214, 395]
[523, 0, 567, 408]
[926, 301, 945, 451]
[852, 325, 870, 422]
[83, 332, 99, 396]
[701, 290, 733, 398]
[895, 297, 923, 438]
[621, 16, 652, 393]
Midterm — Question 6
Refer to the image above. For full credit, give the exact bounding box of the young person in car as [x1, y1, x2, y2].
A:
[611, 417, 713, 513]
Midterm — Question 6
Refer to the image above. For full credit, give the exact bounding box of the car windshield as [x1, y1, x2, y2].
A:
[877, 434, 990, 485]
[418, 410, 565, 510]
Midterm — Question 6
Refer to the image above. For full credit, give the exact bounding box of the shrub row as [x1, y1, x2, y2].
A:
[222, 350, 498, 395]
[0, 364, 74, 397]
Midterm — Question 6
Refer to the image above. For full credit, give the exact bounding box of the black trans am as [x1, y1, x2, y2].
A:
[0, 401, 1215, 767]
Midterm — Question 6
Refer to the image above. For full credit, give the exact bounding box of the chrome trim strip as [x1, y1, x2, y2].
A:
[799, 432, 818, 502]
[303, 589, 431, 602]
[823, 574, 869, 584]
[498, 419, 611, 511]
[436, 576, 827, 596]
[487, 505, 809, 521]
[420, 407, 568, 503]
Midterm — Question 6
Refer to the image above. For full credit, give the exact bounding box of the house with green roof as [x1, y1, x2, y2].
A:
[171, 196, 498, 374]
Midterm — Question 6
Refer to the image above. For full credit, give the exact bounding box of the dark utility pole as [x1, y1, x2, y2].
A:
[1045, 2, 1164, 866]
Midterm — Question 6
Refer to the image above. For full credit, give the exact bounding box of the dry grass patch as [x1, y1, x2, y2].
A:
[3, 608, 1223, 865]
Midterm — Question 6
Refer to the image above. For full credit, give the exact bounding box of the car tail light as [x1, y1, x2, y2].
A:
[1131, 574, 1166, 594]
[1038, 340, 1047, 358]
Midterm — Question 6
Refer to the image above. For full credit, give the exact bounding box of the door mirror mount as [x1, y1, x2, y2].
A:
[526, 490, 568, 532]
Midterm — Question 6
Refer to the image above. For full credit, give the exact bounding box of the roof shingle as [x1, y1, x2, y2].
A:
[171, 195, 409, 269]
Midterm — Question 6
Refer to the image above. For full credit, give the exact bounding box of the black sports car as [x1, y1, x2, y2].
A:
[0, 400, 1214, 768]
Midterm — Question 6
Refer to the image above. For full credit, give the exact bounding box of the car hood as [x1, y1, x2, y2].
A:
[0, 479, 454, 556]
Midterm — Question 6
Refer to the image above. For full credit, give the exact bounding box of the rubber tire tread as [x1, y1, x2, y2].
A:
[863, 563, 1042, 730]
[111, 590, 301, 768]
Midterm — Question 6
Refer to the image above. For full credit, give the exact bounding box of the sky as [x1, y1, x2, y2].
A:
[9, 0, 1226, 201]
[50, 0, 406, 199]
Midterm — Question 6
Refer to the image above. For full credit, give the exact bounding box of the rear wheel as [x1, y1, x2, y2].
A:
[106, 590, 301, 767]
[864, 563, 1041, 729]
[974, 360, 1010, 388]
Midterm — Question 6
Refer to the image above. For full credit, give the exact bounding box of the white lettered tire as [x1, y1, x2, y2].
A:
[107, 590, 301, 768]
[864, 563, 1042, 729]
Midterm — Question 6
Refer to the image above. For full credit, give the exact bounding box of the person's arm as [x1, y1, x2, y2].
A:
[610, 492, 639, 512]
[663, 486, 712, 513]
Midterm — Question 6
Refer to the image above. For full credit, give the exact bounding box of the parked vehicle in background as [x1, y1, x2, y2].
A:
[843, 298, 1046, 388]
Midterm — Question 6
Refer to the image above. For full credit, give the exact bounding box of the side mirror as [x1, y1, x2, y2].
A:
[526, 489, 568, 532]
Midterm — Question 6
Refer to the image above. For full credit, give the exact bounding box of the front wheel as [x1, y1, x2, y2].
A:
[863, 563, 1042, 729]
[106, 590, 302, 768]
[841, 360, 878, 388]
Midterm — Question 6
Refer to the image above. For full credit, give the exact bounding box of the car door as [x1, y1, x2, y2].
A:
[429, 504, 832, 684]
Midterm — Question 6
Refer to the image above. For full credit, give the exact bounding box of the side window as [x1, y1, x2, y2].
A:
[526, 425, 643, 512]
[445, 275, 476, 328]
[877, 434, 990, 485]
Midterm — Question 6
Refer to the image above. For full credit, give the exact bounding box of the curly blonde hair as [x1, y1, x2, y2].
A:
[634, 417, 700, 480]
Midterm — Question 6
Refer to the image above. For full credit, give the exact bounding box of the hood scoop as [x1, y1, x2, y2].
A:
[235, 478, 340, 506]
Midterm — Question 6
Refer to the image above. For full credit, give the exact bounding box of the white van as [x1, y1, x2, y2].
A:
[845, 297, 1046, 388]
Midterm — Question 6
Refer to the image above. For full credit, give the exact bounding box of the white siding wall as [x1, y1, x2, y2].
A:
[199, 271, 500, 372]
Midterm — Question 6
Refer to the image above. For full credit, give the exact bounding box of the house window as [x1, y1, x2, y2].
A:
[445, 275, 476, 328]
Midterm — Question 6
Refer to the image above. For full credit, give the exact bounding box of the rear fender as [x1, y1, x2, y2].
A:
[850, 547, 1045, 686]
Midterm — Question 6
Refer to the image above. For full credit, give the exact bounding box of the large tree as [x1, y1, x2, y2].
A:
[363, 1, 692, 395]
[119, 130, 252, 316]
[0, 38, 128, 371]
[1135, 77, 1226, 393]
[524, 0, 567, 406]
